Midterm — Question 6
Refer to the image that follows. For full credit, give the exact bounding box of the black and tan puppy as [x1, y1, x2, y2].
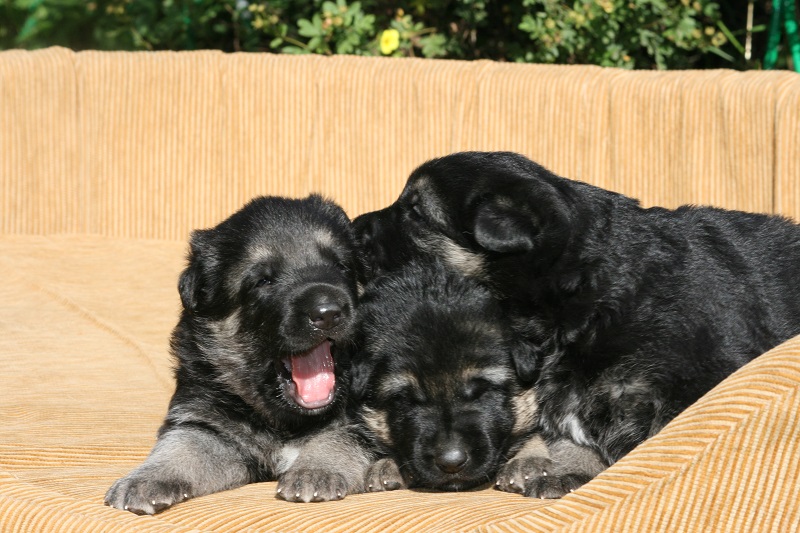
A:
[351, 260, 605, 498]
[105, 195, 374, 514]
[354, 151, 800, 482]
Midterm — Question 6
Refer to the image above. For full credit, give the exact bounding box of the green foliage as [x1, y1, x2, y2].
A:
[517, 0, 726, 69]
[0, 0, 775, 70]
[269, 0, 376, 55]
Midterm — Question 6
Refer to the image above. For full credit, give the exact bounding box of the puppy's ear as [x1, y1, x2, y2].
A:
[178, 230, 213, 313]
[472, 200, 536, 254]
[349, 355, 373, 401]
[178, 264, 204, 313]
[510, 340, 538, 384]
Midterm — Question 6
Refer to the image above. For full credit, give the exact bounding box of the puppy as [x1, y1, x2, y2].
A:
[351, 260, 605, 498]
[105, 195, 373, 514]
[354, 151, 800, 476]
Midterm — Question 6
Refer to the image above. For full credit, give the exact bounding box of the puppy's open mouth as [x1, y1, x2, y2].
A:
[281, 339, 336, 410]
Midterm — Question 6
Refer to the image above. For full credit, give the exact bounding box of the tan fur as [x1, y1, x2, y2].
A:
[509, 433, 550, 462]
[377, 371, 422, 399]
[511, 386, 539, 436]
[428, 236, 487, 278]
[361, 406, 393, 447]
[461, 366, 513, 385]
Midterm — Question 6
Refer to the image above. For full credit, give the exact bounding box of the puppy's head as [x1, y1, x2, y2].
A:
[176, 195, 360, 421]
[353, 151, 576, 292]
[351, 261, 537, 491]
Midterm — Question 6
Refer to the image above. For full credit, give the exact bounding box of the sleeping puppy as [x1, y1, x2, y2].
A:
[105, 195, 374, 514]
[353, 151, 800, 477]
[351, 260, 605, 498]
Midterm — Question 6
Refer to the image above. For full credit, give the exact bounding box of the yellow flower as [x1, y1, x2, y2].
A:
[380, 29, 400, 55]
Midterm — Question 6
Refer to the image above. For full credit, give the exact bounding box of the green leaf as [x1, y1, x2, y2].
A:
[15, 9, 46, 44]
[716, 21, 743, 54]
[297, 18, 319, 38]
[707, 46, 735, 62]
[282, 45, 308, 54]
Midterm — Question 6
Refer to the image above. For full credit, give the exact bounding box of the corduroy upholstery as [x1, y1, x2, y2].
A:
[1, 48, 798, 532]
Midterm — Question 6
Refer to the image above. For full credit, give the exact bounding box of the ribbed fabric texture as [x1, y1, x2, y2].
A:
[2, 48, 799, 240]
[2, 49, 800, 532]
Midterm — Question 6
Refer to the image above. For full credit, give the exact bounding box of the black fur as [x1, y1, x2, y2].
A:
[354, 151, 800, 468]
[350, 260, 604, 495]
[105, 195, 374, 514]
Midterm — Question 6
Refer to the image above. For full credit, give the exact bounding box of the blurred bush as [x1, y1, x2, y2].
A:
[0, 1, 774, 69]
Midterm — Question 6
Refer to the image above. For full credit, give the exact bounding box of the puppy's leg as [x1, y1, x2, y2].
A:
[105, 427, 250, 515]
[543, 438, 607, 497]
[496, 435, 606, 499]
[277, 425, 374, 503]
[365, 457, 407, 492]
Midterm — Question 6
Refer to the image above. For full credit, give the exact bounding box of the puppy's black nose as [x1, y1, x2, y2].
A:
[435, 447, 468, 474]
[309, 304, 342, 330]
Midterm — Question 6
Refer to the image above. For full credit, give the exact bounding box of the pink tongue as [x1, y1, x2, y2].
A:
[290, 340, 335, 406]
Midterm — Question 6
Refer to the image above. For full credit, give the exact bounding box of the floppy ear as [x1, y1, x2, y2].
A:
[510, 340, 539, 384]
[178, 230, 213, 313]
[472, 200, 536, 254]
[178, 264, 202, 312]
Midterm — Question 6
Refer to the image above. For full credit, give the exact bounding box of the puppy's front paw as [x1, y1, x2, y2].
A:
[366, 458, 406, 492]
[105, 474, 191, 515]
[277, 468, 348, 503]
[495, 457, 588, 499]
[495, 455, 552, 496]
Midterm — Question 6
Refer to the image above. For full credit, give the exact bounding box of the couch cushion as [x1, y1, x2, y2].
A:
[1, 235, 798, 532]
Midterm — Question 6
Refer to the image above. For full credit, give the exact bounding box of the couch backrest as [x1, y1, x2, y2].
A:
[2, 47, 799, 240]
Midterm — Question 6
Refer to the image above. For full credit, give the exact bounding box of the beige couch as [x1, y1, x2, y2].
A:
[1, 47, 799, 532]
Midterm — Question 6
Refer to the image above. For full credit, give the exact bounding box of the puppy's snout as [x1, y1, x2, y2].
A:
[434, 446, 468, 474]
[309, 304, 342, 331]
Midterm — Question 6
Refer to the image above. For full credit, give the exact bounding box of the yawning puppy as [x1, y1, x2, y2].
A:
[105, 195, 373, 514]
[354, 151, 800, 482]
